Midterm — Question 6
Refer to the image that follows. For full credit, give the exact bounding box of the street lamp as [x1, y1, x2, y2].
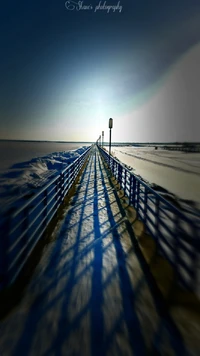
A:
[96, 135, 100, 146]
[102, 131, 104, 147]
[109, 118, 113, 155]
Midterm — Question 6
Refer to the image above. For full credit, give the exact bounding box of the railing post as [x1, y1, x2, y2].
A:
[174, 215, 181, 285]
[118, 164, 121, 188]
[136, 180, 140, 212]
[113, 160, 116, 177]
[106, 151, 109, 165]
[138, 181, 142, 219]
[143, 186, 148, 225]
[154, 197, 160, 245]
[121, 167, 124, 190]
[0, 217, 10, 289]
[44, 189, 48, 228]
[116, 161, 118, 181]
[130, 174, 136, 207]
[190, 224, 199, 292]
[124, 169, 127, 195]
[56, 178, 59, 210]
[22, 207, 29, 246]
[127, 172, 130, 203]
[63, 171, 66, 198]
[120, 165, 123, 188]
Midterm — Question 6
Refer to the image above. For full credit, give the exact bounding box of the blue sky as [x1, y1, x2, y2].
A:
[0, 0, 200, 142]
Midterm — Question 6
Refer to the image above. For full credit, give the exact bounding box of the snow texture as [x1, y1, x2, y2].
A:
[112, 146, 200, 211]
[0, 146, 88, 215]
[0, 147, 191, 356]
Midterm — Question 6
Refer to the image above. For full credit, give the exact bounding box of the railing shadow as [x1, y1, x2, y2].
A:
[2, 147, 186, 356]
[99, 149, 187, 355]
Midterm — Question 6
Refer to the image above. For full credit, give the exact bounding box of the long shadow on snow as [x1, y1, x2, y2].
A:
[12, 150, 110, 355]
[11, 149, 148, 355]
[99, 152, 187, 355]
[12, 152, 95, 355]
[11, 148, 186, 356]
[96, 152, 146, 355]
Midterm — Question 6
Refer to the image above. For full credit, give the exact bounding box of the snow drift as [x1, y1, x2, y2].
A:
[0, 146, 89, 215]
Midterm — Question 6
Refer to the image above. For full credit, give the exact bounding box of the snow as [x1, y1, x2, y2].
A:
[0, 141, 91, 172]
[0, 147, 190, 355]
[0, 145, 90, 215]
[100, 146, 200, 294]
[111, 146, 200, 209]
[1, 142, 199, 216]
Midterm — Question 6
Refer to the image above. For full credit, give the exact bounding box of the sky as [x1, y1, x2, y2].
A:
[0, 0, 200, 142]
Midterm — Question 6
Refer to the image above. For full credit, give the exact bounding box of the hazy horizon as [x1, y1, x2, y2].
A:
[0, 138, 200, 144]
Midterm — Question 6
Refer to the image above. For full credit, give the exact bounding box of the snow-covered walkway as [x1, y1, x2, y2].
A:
[0, 147, 186, 355]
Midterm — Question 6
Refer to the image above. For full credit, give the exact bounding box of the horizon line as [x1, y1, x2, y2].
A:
[0, 139, 200, 145]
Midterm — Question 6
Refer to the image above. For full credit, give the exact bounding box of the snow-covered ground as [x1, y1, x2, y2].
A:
[0, 143, 90, 215]
[111, 146, 200, 209]
[0, 148, 193, 355]
[0, 141, 91, 172]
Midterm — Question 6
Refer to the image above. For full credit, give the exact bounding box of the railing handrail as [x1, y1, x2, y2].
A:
[98, 144, 200, 293]
[10, 146, 91, 219]
[0, 145, 93, 289]
[99, 147, 200, 223]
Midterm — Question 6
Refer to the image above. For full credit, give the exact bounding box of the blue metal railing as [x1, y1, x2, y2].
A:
[98, 145, 200, 293]
[0, 146, 92, 290]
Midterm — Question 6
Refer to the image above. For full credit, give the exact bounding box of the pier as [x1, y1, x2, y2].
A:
[0, 146, 200, 355]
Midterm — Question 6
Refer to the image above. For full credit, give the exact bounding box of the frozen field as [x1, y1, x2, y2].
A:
[111, 146, 200, 207]
[0, 141, 91, 172]
[0, 142, 200, 214]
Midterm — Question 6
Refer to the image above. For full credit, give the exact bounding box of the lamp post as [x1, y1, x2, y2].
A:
[102, 131, 104, 148]
[109, 118, 113, 155]
[97, 135, 100, 146]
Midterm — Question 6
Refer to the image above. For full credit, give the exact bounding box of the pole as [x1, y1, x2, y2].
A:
[109, 128, 111, 155]
[102, 131, 104, 148]
[108, 118, 113, 158]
